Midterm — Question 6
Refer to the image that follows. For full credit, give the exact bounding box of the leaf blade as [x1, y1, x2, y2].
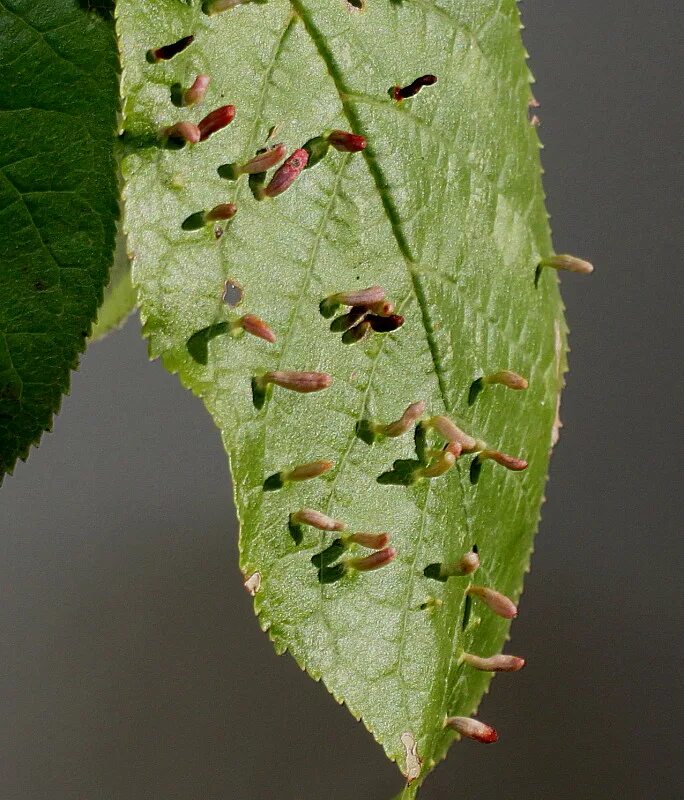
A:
[0, 0, 120, 476]
[119, 0, 566, 784]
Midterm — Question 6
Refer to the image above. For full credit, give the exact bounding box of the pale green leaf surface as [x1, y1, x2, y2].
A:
[118, 0, 566, 787]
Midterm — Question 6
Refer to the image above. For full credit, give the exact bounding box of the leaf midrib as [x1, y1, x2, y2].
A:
[289, 1, 477, 766]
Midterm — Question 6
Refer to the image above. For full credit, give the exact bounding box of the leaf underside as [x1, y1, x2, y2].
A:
[0, 0, 119, 477]
[118, 0, 566, 789]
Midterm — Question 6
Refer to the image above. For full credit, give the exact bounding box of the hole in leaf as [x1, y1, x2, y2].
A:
[222, 279, 243, 307]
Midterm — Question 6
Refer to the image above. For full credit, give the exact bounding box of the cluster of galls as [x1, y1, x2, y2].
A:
[218, 128, 366, 202]
[421, 546, 526, 745]
[320, 285, 404, 344]
[145, 26, 596, 757]
[357, 404, 528, 487]
[148, 36, 367, 226]
[286, 508, 396, 584]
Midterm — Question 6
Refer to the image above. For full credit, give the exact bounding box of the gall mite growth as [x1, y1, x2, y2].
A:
[478, 449, 528, 472]
[303, 130, 367, 169]
[469, 370, 529, 404]
[423, 416, 478, 452]
[390, 74, 438, 101]
[419, 597, 444, 611]
[231, 314, 276, 344]
[261, 149, 309, 198]
[445, 716, 499, 744]
[163, 121, 201, 146]
[327, 130, 367, 153]
[461, 652, 526, 673]
[263, 460, 333, 491]
[198, 105, 236, 141]
[467, 585, 518, 619]
[289, 508, 345, 545]
[251, 370, 332, 409]
[181, 203, 237, 231]
[218, 144, 287, 181]
[415, 449, 457, 479]
[535, 253, 594, 286]
[320, 286, 385, 318]
[367, 313, 405, 333]
[343, 532, 391, 550]
[147, 35, 194, 63]
[347, 547, 397, 573]
[341, 320, 372, 345]
[179, 74, 210, 107]
[311, 541, 396, 585]
[323, 286, 403, 345]
[357, 400, 426, 445]
[424, 550, 480, 582]
[330, 306, 368, 333]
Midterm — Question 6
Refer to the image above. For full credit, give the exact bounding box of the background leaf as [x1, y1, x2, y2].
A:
[0, 0, 119, 477]
[90, 227, 137, 342]
[118, 0, 566, 789]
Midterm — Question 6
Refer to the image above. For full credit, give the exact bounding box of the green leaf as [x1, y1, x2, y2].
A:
[90, 227, 137, 342]
[118, 0, 567, 790]
[0, 0, 119, 477]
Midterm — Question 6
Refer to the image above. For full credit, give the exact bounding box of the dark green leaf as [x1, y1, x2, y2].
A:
[0, 0, 119, 476]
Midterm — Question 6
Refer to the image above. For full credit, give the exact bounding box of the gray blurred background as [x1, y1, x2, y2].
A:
[2, 2, 682, 798]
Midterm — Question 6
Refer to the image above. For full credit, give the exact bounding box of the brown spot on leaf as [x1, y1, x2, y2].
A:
[400, 732, 422, 782]
[244, 572, 261, 596]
